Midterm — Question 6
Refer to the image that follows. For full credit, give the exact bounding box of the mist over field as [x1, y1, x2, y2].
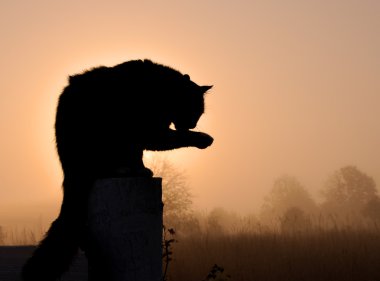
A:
[1, 161, 380, 280]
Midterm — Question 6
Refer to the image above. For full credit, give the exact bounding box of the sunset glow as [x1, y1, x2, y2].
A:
[0, 0, 379, 231]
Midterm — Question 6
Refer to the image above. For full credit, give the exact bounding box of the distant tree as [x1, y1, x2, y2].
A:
[321, 166, 379, 219]
[207, 210, 224, 234]
[206, 207, 240, 234]
[280, 207, 312, 233]
[260, 175, 318, 225]
[147, 157, 194, 229]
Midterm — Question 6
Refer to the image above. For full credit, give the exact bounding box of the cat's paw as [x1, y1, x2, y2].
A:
[194, 132, 214, 149]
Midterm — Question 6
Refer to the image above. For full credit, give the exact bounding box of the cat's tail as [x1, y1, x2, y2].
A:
[21, 179, 88, 281]
[21, 215, 79, 281]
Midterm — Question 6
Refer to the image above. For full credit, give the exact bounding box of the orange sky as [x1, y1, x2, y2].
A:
[0, 0, 379, 228]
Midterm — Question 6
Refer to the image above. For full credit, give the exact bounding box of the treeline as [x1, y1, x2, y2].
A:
[159, 163, 380, 235]
[1, 163, 379, 245]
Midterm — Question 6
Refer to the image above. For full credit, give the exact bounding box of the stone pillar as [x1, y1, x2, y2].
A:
[86, 177, 163, 281]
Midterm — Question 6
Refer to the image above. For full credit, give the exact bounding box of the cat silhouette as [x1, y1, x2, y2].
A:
[22, 59, 213, 281]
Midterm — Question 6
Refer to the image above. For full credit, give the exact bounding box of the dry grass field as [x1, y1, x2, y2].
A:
[168, 228, 380, 281]
[1, 227, 379, 281]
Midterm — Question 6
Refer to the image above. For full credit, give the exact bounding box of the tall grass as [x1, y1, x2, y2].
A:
[2, 216, 380, 280]
[0, 225, 44, 246]
[168, 226, 380, 281]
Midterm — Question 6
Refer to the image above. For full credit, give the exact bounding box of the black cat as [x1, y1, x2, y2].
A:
[22, 59, 213, 281]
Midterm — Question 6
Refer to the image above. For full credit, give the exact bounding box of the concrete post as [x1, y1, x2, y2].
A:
[86, 177, 163, 281]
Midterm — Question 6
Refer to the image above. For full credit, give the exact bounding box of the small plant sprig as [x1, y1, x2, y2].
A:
[162, 226, 231, 281]
[162, 225, 176, 281]
[202, 264, 232, 281]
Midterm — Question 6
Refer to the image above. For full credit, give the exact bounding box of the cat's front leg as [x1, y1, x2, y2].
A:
[145, 129, 213, 151]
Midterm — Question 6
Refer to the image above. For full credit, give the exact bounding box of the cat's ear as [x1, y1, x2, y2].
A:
[200, 85, 213, 94]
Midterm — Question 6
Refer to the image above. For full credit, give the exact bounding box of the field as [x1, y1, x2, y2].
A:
[1, 227, 379, 281]
[167, 228, 380, 281]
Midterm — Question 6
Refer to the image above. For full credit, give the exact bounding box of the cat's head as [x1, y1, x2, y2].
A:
[172, 74, 212, 131]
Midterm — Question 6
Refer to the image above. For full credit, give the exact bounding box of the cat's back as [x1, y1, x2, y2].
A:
[56, 59, 183, 129]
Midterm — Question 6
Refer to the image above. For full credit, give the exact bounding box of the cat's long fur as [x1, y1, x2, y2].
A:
[22, 59, 213, 281]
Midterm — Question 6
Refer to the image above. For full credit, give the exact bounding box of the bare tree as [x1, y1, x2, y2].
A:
[146, 157, 194, 230]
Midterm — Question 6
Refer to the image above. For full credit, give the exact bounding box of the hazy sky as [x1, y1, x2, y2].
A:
[1, 0, 379, 227]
